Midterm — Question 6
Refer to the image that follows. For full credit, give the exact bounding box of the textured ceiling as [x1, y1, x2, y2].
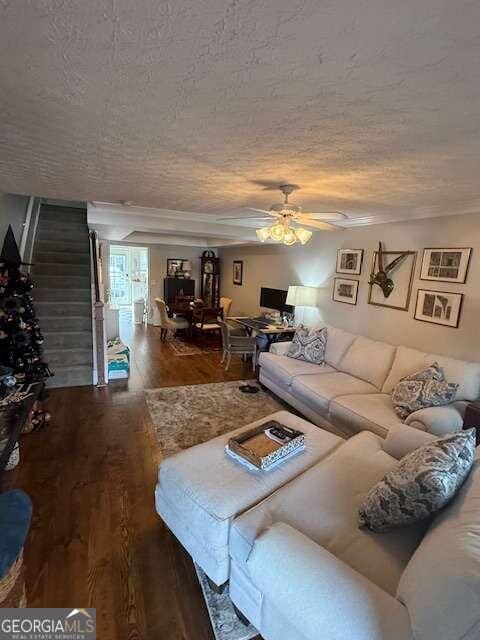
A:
[1, 0, 480, 230]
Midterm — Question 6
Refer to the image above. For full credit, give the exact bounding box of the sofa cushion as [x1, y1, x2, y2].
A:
[330, 393, 404, 438]
[359, 429, 476, 532]
[286, 325, 327, 364]
[397, 453, 480, 640]
[259, 352, 335, 388]
[382, 345, 480, 401]
[323, 325, 357, 368]
[291, 373, 377, 414]
[230, 431, 428, 596]
[338, 336, 396, 390]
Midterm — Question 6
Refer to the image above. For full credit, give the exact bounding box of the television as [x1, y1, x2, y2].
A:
[259, 287, 294, 314]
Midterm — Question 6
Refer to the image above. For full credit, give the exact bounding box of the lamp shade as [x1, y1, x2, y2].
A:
[286, 285, 319, 308]
[182, 260, 192, 271]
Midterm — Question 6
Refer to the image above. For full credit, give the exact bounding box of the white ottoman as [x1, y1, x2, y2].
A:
[155, 410, 343, 585]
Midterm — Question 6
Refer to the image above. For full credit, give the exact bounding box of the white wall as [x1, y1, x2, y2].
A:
[0, 193, 29, 243]
[101, 240, 211, 322]
[219, 212, 480, 362]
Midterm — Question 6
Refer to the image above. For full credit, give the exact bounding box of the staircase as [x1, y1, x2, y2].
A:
[32, 204, 93, 388]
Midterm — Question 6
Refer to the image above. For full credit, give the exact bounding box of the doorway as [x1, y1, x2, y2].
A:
[109, 245, 149, 335]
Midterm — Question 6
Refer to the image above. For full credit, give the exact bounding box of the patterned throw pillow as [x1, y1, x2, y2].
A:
[358, 429, 476, 532]
[392, 362, 458, 419]
[286, 325, 327, 365]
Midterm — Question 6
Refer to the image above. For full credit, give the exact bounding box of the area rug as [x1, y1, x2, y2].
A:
[166, 338, 203, 356]
[195, 564, 258, 640]
[145, 380, 285, 455]
[166, 336, 221, 356]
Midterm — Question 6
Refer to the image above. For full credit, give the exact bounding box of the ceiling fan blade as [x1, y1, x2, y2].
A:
[302, 211, 348, 221]
[247, 207, 277, 215]
[216, 215, 272, 221]
[294, 218, 341, 231]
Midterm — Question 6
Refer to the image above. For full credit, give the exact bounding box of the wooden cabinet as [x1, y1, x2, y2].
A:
[163, 278, 195, 304]
[200, 253, 220, 307]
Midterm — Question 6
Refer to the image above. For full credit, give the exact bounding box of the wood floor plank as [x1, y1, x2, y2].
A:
[3, 324, 252, 639]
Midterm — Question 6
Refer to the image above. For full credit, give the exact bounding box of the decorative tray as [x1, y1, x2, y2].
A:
[226, 420, 305, 471]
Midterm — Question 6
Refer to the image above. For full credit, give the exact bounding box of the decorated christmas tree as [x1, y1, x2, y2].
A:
[0, 226, 52, 385]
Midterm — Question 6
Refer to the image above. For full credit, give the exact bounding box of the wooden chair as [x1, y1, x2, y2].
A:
[192, 307, 223, 339]
[218, 320, 257, 371]
[155, 298, 189, 341]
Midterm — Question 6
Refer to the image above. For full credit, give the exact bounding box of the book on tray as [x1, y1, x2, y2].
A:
[226, 420, 305, 471]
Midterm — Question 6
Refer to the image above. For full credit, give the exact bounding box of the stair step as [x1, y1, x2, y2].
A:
[47, 365, 93, 388]
[37, 229, 89, 243]
[36, 301, 92, 317]
[34, 275, 91, 289]
[35, 240, 90, 255]
[34, 251, 91, 266]
[43, 347, 93, 367]
[43, 331, 93, 349]
[34, 262, 91, 278]
[34, 288, 91, 302]
[40, 207, 87, 224]
[38, 218, 89, 234]
[40, 316, 92, 332]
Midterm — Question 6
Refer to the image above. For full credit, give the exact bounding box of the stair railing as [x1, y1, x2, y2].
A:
[90, 230, 108, 387]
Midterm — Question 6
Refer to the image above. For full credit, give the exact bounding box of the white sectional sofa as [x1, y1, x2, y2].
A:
[259, 325, 480, 437]
[229, 424, 480, 640]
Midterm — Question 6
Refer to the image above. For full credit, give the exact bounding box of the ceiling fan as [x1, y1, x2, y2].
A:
[217, 184, 347, 245]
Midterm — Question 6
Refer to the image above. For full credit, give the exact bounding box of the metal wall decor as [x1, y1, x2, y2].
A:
[368, 243, 416, 311]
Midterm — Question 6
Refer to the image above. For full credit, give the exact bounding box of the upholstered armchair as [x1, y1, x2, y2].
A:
[155, 298, 189, 341]
[219, 296, 233, 319]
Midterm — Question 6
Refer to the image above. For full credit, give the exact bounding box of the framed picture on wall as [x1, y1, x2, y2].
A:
[420, 248, 472, 283]
[332, 278, 359, 305]
[368, 250, 416, 311]
[233, 260, 243, 286]
[167, 258, 186, 277]
[336, 249, 363, 275]
[414, 289, 463, 328]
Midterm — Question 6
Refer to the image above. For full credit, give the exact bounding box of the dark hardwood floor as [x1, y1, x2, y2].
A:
[4, 323, 252, 640]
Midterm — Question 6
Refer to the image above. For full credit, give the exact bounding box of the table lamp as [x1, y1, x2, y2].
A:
[286, 285, 319, 325]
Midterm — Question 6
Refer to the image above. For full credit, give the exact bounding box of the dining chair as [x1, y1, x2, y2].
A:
[155, 298, 190, 341]
[192, 307, 223, 339]
[219, 296, 232, 319]
[218, 320, 257, 371]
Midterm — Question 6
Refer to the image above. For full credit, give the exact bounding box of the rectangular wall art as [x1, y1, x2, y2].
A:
[420, 247, 471, 283]
[414, 289, 463, 328]
[233, 260, 243, 285]
[336, 249, 363, 275]
[332, 278, 358, 305]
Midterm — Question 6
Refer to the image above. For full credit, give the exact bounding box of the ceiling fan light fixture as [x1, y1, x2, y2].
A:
[269, 222, 286, 241]
[256, 227, 270, 242]
[295, 227, 313, 245]
[283, 228, 297, 245]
